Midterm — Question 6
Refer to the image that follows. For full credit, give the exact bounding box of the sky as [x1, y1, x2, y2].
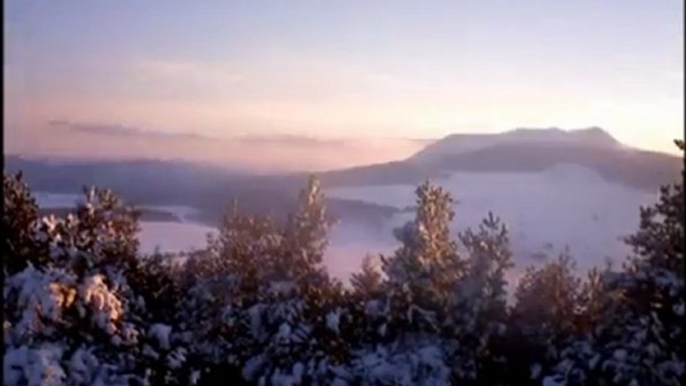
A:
[4, 0, 684, 154]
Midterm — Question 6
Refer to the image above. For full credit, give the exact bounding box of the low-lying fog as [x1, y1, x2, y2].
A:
[35, 164, 658, 287]
[327, 165, 658, 277]
[7, 122, 432, 174]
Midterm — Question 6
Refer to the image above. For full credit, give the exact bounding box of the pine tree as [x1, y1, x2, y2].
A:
[178, 176, 348, 386]
[177, 199, 286, 384]
[3, 172, 43, 275]
[2, 178, 180, 386]
[344, 180, 462, 386]
[593, 139, 685, 385]
[283, 175, 337, 288]
[511, 252, 585, 384]
[545, 140, 685, 386]
[381, 180, 465, 335]
[350, 255, 383, 298]
[448, 212, 514, 384]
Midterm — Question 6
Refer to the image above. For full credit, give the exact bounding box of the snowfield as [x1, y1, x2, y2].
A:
[35, 165, 659, 285]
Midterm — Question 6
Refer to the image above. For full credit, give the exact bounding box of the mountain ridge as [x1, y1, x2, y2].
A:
[5, 127, 682, 225]
[410, 126, 624, 164]
[314, 127, 680, 193]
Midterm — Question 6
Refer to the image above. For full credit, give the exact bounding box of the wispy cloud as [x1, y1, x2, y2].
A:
[131, 59, 246, 84]
[47, 119, 205, 139]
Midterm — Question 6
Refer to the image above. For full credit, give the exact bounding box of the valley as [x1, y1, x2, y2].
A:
[13, 127, 680, 284]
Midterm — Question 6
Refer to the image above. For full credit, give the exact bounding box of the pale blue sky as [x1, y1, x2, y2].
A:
[4, 0, 683, 153]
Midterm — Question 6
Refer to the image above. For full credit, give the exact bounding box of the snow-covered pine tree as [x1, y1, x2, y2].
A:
[605, 139, 685, 385]
[381, 180, 465, 336]
[175, 198, 286, 384]
[457, 213, 513, 320]
[536, 264, 623, 386]
[350, 255, 383, 299]
[179, 176, 349, 386]
[3, 175, 196, 386]
[510, 252, 586, 385]
[3, 172, 44, 275]
[4, 179, 147, 385]
[345, 254, 387, 353]
[447, 212, 514, 384]
[285, 176, 334, 267]
[348, 180, 462, 386]
[544, 139, 685, 386]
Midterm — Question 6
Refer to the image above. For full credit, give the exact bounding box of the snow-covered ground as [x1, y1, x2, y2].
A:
[34, 166, 659, 285]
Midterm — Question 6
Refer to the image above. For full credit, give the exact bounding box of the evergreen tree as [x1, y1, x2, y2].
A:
[511, 252, 586, 385]
[545, 140, 685, 386]
[350, 255, 383, 298]
[4, 139, 681, 386]
[381, 180, 465, 335]
[177, 176, 348, 386]
[3, 172, 43, 275]
[448, 212, 514, 384]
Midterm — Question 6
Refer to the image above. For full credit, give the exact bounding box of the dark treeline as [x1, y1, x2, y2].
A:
[3, 155, 399, 228]
[3, 141, 684, 386]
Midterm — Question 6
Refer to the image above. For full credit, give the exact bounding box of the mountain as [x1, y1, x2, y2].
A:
[410, 127, 622, 164]
[456, 143, 674, 187]
[316, 127, 681, 192]
[4, 127, 681, 229]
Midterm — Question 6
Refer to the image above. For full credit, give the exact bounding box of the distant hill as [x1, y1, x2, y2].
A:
[7, 120, 431, 174]
[316, 127, 681, 192]
[410, 127, 622, 164]
[3, 156, 398, 227]
[4, 127, 682, 228]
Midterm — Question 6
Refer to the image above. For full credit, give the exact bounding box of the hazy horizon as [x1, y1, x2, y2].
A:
[3, 3, 684, 385]
[5, 0, 684, 160]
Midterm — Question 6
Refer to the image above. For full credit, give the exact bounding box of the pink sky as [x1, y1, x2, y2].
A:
[4, 0, 683, 156]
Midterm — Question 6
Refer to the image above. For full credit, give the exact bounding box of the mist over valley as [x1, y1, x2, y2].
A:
[11, 126, 679, 285]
